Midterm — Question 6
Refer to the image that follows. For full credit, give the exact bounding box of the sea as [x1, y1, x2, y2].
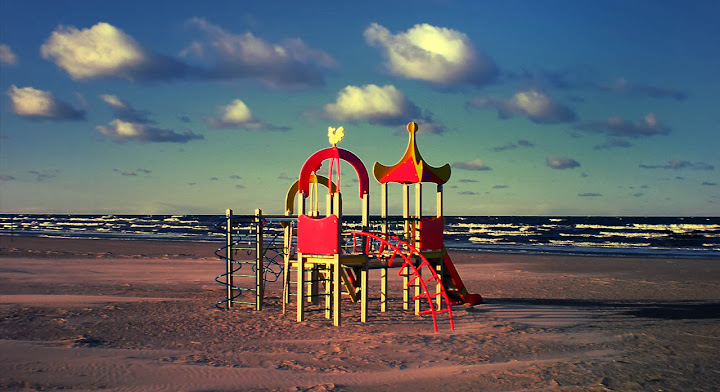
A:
[1, 214, 718, 259]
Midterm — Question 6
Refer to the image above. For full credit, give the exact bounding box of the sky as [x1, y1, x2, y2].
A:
[0, 0, 718, 216]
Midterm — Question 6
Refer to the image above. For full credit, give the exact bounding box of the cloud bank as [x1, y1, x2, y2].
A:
[575, 113, 669, 138]
[96, 94, 203, 142]
[7, 85, 85, 120]
[364, 23, 497, 88]
[39, 20, 334, 88]
[95, 119, 203, 143]
[183, 18, 336, 88]
[468, 89, 576, 124]
[41, 22, 186, 81]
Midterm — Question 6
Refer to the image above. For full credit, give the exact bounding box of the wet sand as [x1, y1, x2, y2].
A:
[2, 235, 719, 391]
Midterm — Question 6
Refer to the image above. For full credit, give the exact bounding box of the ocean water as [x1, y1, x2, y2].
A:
[0, 214, 718, 259]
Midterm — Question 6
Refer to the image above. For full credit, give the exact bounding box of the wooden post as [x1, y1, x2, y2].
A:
[326, 193, 333, 216]
[360, 261, 369, 323]
[296, 252, 305, 322]
[380, 267, 388, 312]
[333, 254, 341, 327]
[381, 183, 388, 237]
[312, 181, 319, 216]
[282, 215, 291, 314]
[436, 184, 444, 309]
[436, 184, 443, 218]
[414, 184, 422, 315]
[402, 184, 410, 310]
[255, 209, 264, 311]
[333, 192, 342, 327]
[225, 209, 233, 310]
[380, 183, 388, 313]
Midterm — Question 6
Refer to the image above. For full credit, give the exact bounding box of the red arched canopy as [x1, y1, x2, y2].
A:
[298, 147, 369, 199]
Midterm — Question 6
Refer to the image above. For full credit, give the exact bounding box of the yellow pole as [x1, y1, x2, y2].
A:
[255, 209, 264, 311]
[225, 209, 233, 309]
[402, 184, 410, 310]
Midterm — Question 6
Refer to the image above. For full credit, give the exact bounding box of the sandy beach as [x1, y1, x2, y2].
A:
[1, 235, 719, 391]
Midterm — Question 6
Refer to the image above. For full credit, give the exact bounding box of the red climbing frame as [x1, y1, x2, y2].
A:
[349, 230, 454, 332]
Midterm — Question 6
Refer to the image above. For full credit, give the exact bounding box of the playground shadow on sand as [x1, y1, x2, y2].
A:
[474, 298, 720, 321]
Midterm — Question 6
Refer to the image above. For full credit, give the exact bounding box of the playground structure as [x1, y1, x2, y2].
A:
[216, 122, 482, 332]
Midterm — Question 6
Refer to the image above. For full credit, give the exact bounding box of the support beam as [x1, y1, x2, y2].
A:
[402, 184, 410, 310]
[436, 184, 443, 218]
[296, 253, 305, 322]
[333, 254, 341, 327]
[225, 209, 233, 310]
[360, 262, 369, 323]
[255, 209, 264, 311]
[381, 183, 388, 237]
[415, 183, 422, 220]
[380, 268, 388, 312]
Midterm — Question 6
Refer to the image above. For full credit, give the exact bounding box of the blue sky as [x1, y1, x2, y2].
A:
[1, 0, 718, 216]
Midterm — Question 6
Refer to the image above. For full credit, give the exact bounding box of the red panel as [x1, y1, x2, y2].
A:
[297, 214, 339, 255]
[419, 216, 444, 251]
[378, 158, 419, 184]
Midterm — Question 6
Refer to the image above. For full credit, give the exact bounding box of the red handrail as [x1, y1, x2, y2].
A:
[347, 231, 454, 332]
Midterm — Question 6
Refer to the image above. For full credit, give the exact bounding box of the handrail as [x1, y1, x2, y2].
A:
[348, 230, 454, 332]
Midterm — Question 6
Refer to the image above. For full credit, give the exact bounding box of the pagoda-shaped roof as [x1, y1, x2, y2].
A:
[373, 122, 451, 185]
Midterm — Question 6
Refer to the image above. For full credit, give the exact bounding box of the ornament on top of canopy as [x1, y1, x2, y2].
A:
[372, 122, 451, 185]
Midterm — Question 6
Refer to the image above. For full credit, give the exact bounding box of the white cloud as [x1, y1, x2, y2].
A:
[221, 99, 253, 124]
[453, 159, 491, 171]
[546, 157, 580, 170]
[469, 89, 576, 124]
[207, 99, 288, 130]
[7, 85, 84, 120]
[364, 23, 497, 87]
[95, 119, 203, 143]
[575, 113, 670, 138]
[41, 22, 185, 81]
[0, 44, 17, 65]
[184, 18, 336, 88]
[324, 84, 415, 122]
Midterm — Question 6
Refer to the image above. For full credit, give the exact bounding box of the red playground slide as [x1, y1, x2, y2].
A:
[441, 248, 483, 305]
